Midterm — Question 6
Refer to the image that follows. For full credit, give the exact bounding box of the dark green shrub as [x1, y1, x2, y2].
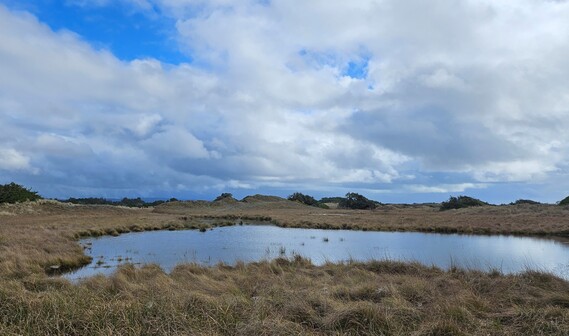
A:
[559, 196, 569, 206]
[288, 192, 319, 206]
[510, 199, 541, 205]
[62, 197, 162, 207]
[440, 196, 488, 211]
[338, 193, 377, 210]
[0, 182, 42, 204]
[214, 193, 233, 202]
[63, 197, 109, 205]
[116, 197, 146, 207]
[319, 197, 346, 203]
[61, 197, 168, 208]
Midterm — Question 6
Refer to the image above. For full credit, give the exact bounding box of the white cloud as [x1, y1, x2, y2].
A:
[405, 183, 488, 194]
[470, 160, 559, 183]
[143, 126, 213, 159]
[0, 148, 33, 172]
[1, 1, 569, 201]
[129, 114, 164, 138]
[420, 69, 468, 91]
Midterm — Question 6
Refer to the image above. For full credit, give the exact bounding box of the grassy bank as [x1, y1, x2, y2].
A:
[1, 200, 569, 335]
[155, 200, 569, 237]
[1, 258, 569, 335]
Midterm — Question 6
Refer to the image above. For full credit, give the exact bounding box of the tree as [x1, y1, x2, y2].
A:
[0, 182, 42, 204]
[338, 192, 377, 210]
[440, 195, 488, 211]
[287, 192, 318, 206]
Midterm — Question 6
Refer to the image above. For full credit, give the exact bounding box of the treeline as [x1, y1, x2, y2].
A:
[0, 182, 182, 207]
[439, 196, 569, 210]
[2, 182, 569, 209]
[61, 197, 179, 208]
[289, 191, 569, 211]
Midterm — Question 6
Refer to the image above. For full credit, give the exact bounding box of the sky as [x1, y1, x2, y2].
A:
[0, 0, 568, 203]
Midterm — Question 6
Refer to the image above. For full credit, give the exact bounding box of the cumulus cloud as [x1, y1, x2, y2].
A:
[1, 1, 569, 202]
[0, 148, 33, 172]
[405, 183, 488, 194]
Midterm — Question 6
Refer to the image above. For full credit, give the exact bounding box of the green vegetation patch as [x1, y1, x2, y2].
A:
[511, 199, 541, 205]
[286, 192, 330, 208]
[0, 182, 42, 204]
[338, 193, 378, 210]
[440, 195, 489, 211]
[61, 197, 170, 208]
[559, 196, 569, 206]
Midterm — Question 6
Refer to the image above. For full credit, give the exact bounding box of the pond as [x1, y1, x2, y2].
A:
[65, 225, 569, 281]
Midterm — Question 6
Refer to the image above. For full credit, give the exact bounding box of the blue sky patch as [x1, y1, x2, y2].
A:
[297, 48, 370, 79]
[343, 56, 369, 79]
[1, 0, 188, 64]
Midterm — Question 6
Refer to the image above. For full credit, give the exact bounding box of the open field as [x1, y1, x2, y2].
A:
[1, 198, 569, 335]
[154, 196, 569, 236]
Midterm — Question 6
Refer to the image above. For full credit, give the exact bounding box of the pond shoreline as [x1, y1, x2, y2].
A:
[65, 224, 569, 281]
[41, 208, 569, 276]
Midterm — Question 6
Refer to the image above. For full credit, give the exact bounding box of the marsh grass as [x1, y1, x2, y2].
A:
[1, 258, 569, 335]
[1, 201, 569, 335]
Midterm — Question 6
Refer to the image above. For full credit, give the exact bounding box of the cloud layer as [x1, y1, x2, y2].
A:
[1, 1, 568, 202]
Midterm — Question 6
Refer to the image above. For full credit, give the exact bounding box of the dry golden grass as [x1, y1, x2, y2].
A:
[1, 199, 569, 335]
[0, 201, 192, 277]
[1, 258, 568, 335]
[155, 199, 569, 236]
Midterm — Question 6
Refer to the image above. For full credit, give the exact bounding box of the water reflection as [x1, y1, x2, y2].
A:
[66, 225, 569, 281]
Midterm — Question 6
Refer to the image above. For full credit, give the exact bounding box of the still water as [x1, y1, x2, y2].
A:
[66, 225, 569, 280]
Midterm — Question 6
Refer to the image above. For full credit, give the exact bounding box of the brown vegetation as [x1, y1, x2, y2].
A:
[1, 198, 569, 335]
[2, 258, 569, 335]
[155, 198, 569, 236]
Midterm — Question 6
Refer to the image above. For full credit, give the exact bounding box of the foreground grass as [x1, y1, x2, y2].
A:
[1, 258, 569, 335]
[1, 200, 569, 335]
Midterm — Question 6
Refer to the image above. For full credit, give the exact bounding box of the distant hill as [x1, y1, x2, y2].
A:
[241, 195, 288, 203]
[153, 194, 310, 214]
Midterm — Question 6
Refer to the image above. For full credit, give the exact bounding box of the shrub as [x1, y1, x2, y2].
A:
[0, 182, 42, 204]
[510, 199, 541, 205]
[214, 193, 234, 202]
[320, 197, 346, 203]
[338, 193, 377, 210]
[63, 197, 109, 205]
[287, 192, 319, 206]
[116, 197, 146, 207]
[62, 197, 160, 207]
[439, 196, 488, 211]
[559, 196, 569, 206]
